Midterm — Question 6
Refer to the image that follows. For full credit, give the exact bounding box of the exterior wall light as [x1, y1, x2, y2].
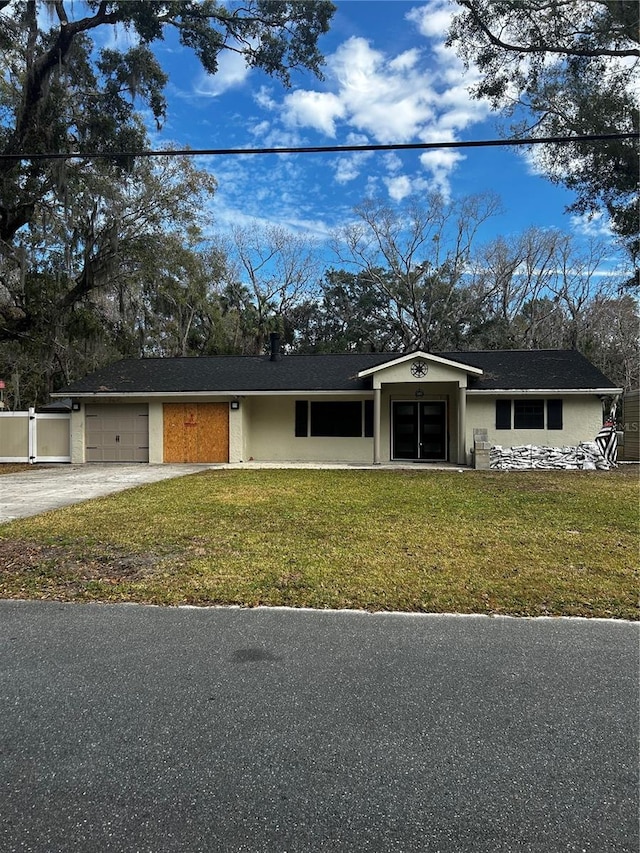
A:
[230, 400, 240, 410]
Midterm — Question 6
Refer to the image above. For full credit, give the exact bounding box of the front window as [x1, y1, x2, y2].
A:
[513, 399, 544, 429]
[310, 401, 362, 436]
[295, 400, 373, 438]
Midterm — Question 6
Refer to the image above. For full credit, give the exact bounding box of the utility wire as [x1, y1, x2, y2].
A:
[1, 132, 636, 161]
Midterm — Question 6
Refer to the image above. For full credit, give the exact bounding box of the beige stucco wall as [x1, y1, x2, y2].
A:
[148, 401, 163, 464]
[67, 389, 607, 467]
[70, 389, 463, 465]
[229, 405, 243, 463]
[243, 386, 464, 464]
[70, 407, 85, 463]
[243, 395, 374, 462]
[466, 394, 605, 465]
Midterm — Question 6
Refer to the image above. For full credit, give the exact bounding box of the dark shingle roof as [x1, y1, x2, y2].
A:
[54, 349, 619, 396]
[55, 353, 395, 394]
[439, 349, 618, 391]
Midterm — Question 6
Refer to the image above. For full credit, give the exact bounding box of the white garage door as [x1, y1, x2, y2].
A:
[85, 404, 149, 462]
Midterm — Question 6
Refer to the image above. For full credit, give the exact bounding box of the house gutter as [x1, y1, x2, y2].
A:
[50, 390, 376, 399]
[466, 388, 623, 395]
[52, 387, 624, 399]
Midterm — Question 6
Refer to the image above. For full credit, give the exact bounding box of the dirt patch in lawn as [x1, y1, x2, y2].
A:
[0, 464, 54, 476]
[0, 538, 162, 593]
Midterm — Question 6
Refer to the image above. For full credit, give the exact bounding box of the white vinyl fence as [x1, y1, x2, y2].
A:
[0, 408, 71, 463]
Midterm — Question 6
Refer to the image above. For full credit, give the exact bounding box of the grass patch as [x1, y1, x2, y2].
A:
[0, 468, 637, 618]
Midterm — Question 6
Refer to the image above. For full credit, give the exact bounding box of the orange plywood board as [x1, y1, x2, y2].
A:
[163, 403, 229, 463]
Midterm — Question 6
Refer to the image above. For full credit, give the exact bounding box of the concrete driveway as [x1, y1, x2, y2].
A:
[0, 464, 209, 523]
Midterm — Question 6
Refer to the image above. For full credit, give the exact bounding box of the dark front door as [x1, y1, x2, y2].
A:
[392, 401, 447, 461]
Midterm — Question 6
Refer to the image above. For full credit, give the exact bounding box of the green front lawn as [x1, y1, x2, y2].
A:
[0, 468, 637, 618]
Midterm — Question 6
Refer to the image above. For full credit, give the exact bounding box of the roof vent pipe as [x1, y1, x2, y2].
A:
[269, 332, 281, 362]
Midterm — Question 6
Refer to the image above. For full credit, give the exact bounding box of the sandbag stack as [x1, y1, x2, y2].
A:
[489, 442, 613, 470]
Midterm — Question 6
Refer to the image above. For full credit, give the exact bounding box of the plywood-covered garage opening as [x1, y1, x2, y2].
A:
[163, 403, 229, 463]
[86, 404, 149, 462]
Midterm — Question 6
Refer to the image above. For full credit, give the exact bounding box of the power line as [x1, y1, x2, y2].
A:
[1, 132, 636, 161]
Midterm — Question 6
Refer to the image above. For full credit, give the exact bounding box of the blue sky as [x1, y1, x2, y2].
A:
[125, 2, 617, 265]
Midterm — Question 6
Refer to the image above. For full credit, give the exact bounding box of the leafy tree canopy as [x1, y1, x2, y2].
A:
[447, 0, 640, 260]
[0, 0, 334, 400]
[0, 0, 335, 242]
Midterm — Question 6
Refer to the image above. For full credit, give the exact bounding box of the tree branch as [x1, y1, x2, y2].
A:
[458, 0, 640, 58]
[2, 2, 120, 173]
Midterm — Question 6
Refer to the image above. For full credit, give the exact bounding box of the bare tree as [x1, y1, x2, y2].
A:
[467, 228, 563, 347]
[225, 225, 322, 354]
[333, 192, 501, 352]
[466, 227, 630, 368]
[549, 235, 620, 349]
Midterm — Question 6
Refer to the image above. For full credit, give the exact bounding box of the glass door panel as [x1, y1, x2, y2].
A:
[392, 400, 447, 461]
[420, 401, 446, 460]
[392, 402, 419, 459]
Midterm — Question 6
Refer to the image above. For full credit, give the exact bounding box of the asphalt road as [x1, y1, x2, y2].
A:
[1, 602, 638, 853]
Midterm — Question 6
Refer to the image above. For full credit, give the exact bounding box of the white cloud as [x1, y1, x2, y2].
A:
[384, 153, 403, 174]
[325, 36, 436, 144]
[419, 149, 465, 197]
[186, 0, 501, 237]
[283, 90, 346, 137]
[389, 48, 421, 72]
[197, 147, 342, 244]
[406, 0, 454, 39]
[364, 174, 381, 198]
[570, 210, 615, 239]
[194, 51, 251, 97]
[263, 3, 492, 198]
[384, 175, 412, 202]
[249, 120, 271, 140]
[254, 86, 277, 111]
[517, 145, 548, 178]
[250, 125, 305, 150]
[333, 151, 374, 185]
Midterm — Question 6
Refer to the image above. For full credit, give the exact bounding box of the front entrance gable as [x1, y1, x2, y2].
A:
[357, 353, 477, 466]
[357, 351, 483, 388]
